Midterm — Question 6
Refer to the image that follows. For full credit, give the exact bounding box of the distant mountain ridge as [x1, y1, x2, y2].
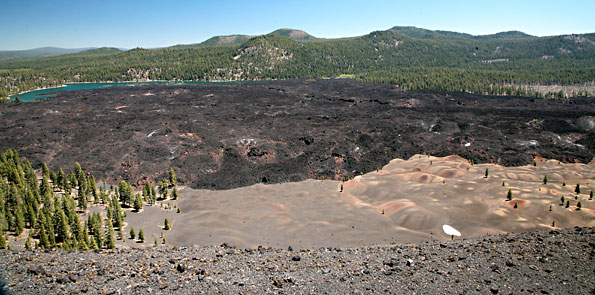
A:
[389, 26, 535, 40]
[1, 26, 594, 99]
[0, 47, 93, 61]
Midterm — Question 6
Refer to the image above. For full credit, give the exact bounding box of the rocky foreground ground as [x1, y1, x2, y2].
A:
[1, 227, 593, 294]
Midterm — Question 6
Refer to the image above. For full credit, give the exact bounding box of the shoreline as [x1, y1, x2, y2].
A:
[6, 78, 269, 100]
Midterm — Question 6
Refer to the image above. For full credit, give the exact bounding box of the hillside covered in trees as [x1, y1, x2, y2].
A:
[1, 27, 594, 99]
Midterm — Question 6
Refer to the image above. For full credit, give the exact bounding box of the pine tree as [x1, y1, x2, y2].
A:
[106, 222, 115, 249]
[138, 229, 145, 243]
[25, 236, 31, 250]
[143, 182, 151, 202]
[169, 168, 176, 187]
[484, 168, 488, 178]
[0, 234, 6, 249]
[590, 190, 593, 200]
[57, 168, 66, 189]
[158, 179, 169, 199]
[130, 227, 136, 240]
[38, 224, 50, 249]
[543, 175, 548, 185]
[164, 218, 171, 230]
[171, 186, 178, 200]
[577, 202, 582, 210]
[561, 195, 565, 204]
[54, 209, 70, 243]
[78, 187, 87, 211]
[14, 204, 25, 235]
[89, 236, 98, 250]
[575, 184, 581, 194]
[506, 189, 513, 201]
[118, 180, 133, 207]
[150, 186, 157, 205]
[133, 193, 143, 212]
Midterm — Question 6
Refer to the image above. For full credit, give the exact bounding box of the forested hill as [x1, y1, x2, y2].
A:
[1, 27, 595, 99]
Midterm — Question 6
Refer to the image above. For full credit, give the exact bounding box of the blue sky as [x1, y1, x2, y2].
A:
[1, 0, 594, 50]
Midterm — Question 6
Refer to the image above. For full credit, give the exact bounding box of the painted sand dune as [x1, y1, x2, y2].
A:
[120, 155, 595, 249]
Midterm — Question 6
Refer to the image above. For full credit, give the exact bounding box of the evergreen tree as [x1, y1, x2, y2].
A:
[57, 168, 66, 189]
[25, 236, 31, 250]
[150, 186, 157, 205]
[14, 204, 25, 235]
[106, 222, 115, 249]
[38, 224, 50, 249]
[89, 236, 98, 250]
[169, 168, 177, 187]
[138, 229, 145, 243]
[54, 208, 70, 243]
[506, 189, 513, 201]
[143, 182, 151, 201]
[129, 227, 136, 240]
[575, 184, 581, 194]
[77, 187, 88, 211]
[133, 193, 143, 212]
[484, 168, 488, 178]
[41, 162, 50, 179]
[543, 175, 548, 185]
[0, 234, 6, 249]
[171, 186, 178, 200]
[158, 179, 169, 199]
[89, 176, 98, 203]
[164, 218, 171, 230]
[118, 180, 133, 207]
[69, 171, 77, 188]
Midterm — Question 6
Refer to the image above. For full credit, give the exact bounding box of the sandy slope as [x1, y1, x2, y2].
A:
[120, 155, 594, 249]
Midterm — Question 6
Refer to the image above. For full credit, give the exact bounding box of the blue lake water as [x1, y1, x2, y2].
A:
[9, 81, 214, 102]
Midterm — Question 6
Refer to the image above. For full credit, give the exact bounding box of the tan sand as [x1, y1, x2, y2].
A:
[121, 155, 595, 249]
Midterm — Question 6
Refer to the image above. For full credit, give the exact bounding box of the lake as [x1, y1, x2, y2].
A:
[9, 81, 215, 102]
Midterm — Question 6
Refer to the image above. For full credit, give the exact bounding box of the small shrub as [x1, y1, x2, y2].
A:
[577, 202, 582, 210]
[514, 202, 518, 209]
[549, 205, 552, 211]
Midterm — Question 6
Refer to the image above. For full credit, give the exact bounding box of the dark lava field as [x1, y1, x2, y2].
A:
[1, 79, 593, 189]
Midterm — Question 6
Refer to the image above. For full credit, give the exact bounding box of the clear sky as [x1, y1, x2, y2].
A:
[1, 0, 594, 50]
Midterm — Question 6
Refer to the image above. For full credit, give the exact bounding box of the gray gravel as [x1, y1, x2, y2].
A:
[1, 227, 593, 294]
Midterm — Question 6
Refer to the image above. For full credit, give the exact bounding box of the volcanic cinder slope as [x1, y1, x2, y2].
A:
[0, 79, 593, 190]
